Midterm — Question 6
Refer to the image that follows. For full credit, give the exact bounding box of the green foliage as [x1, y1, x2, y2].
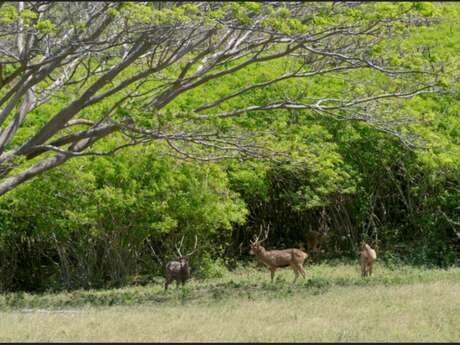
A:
[196, 255, 229, 279]
[0, 2, 459, 292]
[0, 4, 17, 24]
[0, 146, 247, 291]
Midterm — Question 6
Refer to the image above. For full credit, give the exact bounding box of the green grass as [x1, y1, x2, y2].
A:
[0, 262, 459, 341]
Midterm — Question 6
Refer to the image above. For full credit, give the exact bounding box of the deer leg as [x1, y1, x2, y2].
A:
[291, 264, 300, 283]
[360, 259, 366, 277]
[165, 277, 171, 291]
[293, 269, 299, 284]
[364, 262, 370, 277]
[297, 264, 306, 279]
[270, 267, 276, 282]
[368, 262, 373, 276]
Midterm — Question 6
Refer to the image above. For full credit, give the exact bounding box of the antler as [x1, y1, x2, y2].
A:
[252, 223, 270, 244]
[259, 222, 270, 243]
[175, 235, 185, 257]
[185, 235, 198, 257]
[251, 225, 263, 244]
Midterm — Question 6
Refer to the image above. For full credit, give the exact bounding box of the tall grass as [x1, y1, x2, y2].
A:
[0, 263, 459, 341]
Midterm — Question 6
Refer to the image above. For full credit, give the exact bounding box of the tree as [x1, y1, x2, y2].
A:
[0, 1, 447, 196]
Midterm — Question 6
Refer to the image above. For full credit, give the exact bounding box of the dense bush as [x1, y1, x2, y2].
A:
[0, 2, 459, 292]
[0, 148, 246, 291]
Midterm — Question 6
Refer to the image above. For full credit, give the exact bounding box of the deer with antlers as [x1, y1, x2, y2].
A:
[249, 224, 309, 283]
[164, 235, 198, 290]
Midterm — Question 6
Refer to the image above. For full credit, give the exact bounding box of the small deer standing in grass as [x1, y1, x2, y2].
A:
[305, 229, 328, 254]
[164, 235, 198, 290]
[359, 242, 377, 277]
[249, 225, 309, 283]
[306, 210, 330, 255]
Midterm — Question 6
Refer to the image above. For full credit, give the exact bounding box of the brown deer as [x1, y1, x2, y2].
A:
[249, 225, 309, 283]
[305, 230, 328, 254]
[306, 210, 330, 254]
[359, 242, 377, 277]
[164, 235, 198, 290]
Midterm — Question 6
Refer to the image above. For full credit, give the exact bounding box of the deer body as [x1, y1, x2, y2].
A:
[163, 235, 198, 290]
[165, 258, 190, 290]
[250, 225, 309, 283]
[359, 243, 377, 277]
[255, 247, 307, 267]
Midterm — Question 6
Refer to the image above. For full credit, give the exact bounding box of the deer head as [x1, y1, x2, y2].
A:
[359, 240, 372, 252]
[249, 223, 270, 255]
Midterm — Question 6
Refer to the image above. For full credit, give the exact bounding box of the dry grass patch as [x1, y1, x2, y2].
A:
[0, 278, 459, 342]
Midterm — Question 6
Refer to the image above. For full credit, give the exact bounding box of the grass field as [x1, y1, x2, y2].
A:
[0, 262, 459, 342]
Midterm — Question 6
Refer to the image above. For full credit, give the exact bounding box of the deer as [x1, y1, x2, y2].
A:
[164, 235, 198, 290]
[359, 242, 377, 277]
[305, 230, 328, 254]
[249, 224, 309, 283]
[306, 210, 330, 255]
